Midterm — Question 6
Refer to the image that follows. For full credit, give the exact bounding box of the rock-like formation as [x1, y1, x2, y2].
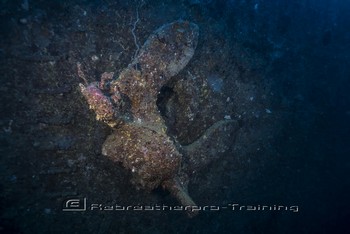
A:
[79, 20, 238, 217]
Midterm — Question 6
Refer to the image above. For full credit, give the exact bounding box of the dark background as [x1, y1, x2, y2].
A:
[1, 0, 349, 233]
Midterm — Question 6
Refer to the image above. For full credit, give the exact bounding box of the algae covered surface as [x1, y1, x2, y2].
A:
[1, 0, 349, 233]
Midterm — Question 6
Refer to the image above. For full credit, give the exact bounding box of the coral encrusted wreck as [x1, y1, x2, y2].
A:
[79, 20, 237, 217]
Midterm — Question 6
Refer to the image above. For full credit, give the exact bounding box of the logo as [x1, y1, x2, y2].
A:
[62, 198, 87, 211]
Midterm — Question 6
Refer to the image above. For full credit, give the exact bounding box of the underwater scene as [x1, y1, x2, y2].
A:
[0, 0, 349, 233]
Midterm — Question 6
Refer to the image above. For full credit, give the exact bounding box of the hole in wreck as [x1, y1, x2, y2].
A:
[156, 85, 175, 119]
[156, 85, 179, 137]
